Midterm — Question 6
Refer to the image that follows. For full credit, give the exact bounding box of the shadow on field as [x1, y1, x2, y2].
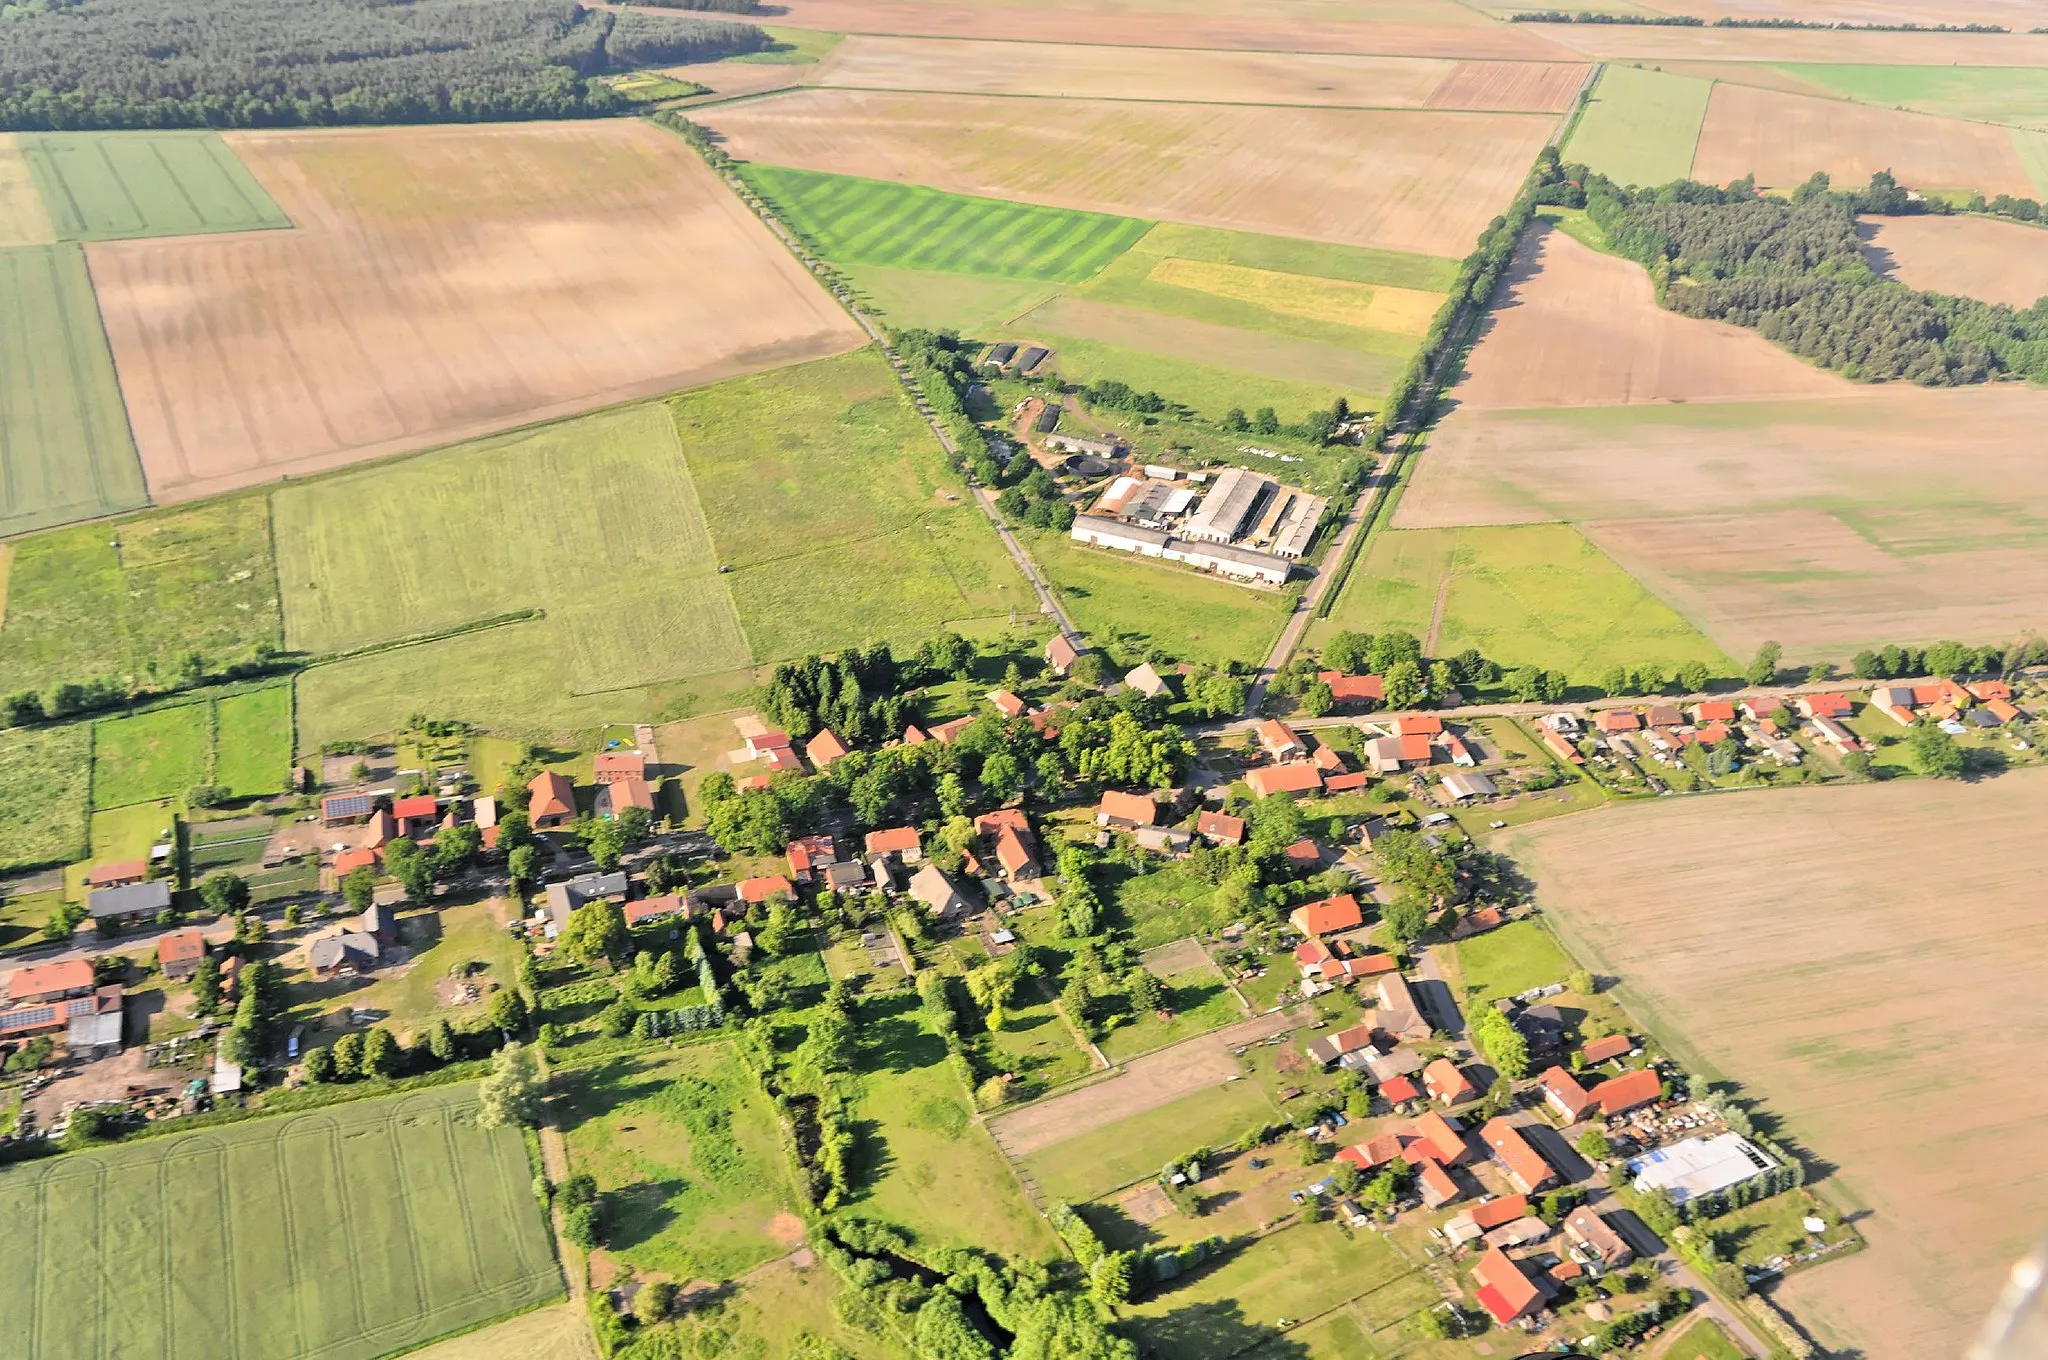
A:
[858, 994, 946, 1073]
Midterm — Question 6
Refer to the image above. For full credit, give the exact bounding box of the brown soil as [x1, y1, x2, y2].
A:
[1424, 59, 1588, 112]
[88, 121, 863, 503]
[1528, 21, 2048, 66]
[1860, 213, 2048, 310]
[764, 1210, 807, 1248]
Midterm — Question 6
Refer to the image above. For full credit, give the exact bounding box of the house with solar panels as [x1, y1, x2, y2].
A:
[321, 791, 378, 827]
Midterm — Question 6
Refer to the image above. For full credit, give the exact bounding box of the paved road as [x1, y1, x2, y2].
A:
[1244, 470, 1383, 714]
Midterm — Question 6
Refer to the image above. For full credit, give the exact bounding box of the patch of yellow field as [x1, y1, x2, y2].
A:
[1148, 256, 1443, 335]
[400, 1304, 598, 1360]
[0, 134, 56, 246]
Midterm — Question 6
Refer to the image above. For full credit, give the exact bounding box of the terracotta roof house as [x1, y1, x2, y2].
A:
[1323, 771, 1371, 792]
[865, 826, 923, 860]
[528, 771, 576, 828]
[1480, 1118, 1558, 1194]
[1797, 693, 1855, 720]
[1124, 662, 1171, 699]
[624, 895, 687, 928]
[1289, 894, 1363, 937]
[1417, 1159, 1462, 1208]
[929, 716, 976, 745]
[332, 846, 379, 876]
[1691, 700, 1736, 723]
[593, 775, 654, 819]
[1318, 671, 1384, 707]
[1472, 1248, 1544, 1326]
[1695, 722, 1732, 746]
[736, 875, 795, 905]
[1095, 790, 1158, 828]
[805, 729, 850, 770]
[1580, 1034, 1633, 1065]
[1323, 953, 1398, 983]
[1045, 634, 1083, 676]
[1595, 709, 1640, 734]
[1408, 1110, 1471, 1165]
[1305, 1020, 1378, 1067]
[1310, 743, 1346, 775]
[1364, 734, 1433, 774]
[1395, 714, 1442, 737]
[786, 833, 838, 884]
[594, 751, 646, 784]
[1441, 733, 1475, 766]
[992, 824, 1038, 878]
[1539, 726, 1584, 765]
[909, 864, 971, 918]
[1564, 1206, 1634, 1269]
[734, 774, 771, 795]
[86, 860, 147, 888]
[1423, 1058, 1478, 1107]
[1294, 937, 1334, 968]
[1283, 837, 1323, 869]
[902, 724, 930, 745]
[6, 958, 95, 1005]
[1255, 719, 1308, 763]
[1336, 1133, 1407, 1171]
[1379, 1074, 1421, 1105]
[1467, 1194, 1530, 1231]
[1591, 1068, 1662, 1116]
[1197, 811, 1245, 846]
[989, 689, 1030, 720]
[1246, 762, 1324, 798]
[1539, 1066, 1595, 1122]
[745, 730, 793, 760]
[1986, 698, 2022, 723]
[1969, 680, 2014, 701]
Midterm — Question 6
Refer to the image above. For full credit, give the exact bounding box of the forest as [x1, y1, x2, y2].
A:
[0, 0, 766, 129]
[1580, 170, 2048, 385]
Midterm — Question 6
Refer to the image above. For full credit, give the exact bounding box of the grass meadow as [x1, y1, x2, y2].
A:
[20, 130, 291, 241]
[1021, 1080, 1277, 1204]
[1097, 953, 1242, 1064]
[0, 721, 91, 871]
[1564, 64, 1712, 188]
[0, 1084, 560, 1360]
[212, 683, 293, 799]
[1452, 918, 1578, 1004]
[0, 495, 279, 698]
[91, 702, 211, 810]
[0, 243, 148, 535]
[1775, 63, 2048, 132]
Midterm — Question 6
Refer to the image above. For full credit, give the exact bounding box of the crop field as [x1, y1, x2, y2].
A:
[0, 242, 148, 537]
[1425, 59, 1588, 111]
[0, 721, 91, 872]
[1776, 62, 2048, 131]
[1562, 64, 1713, 188]
[92, 702, 211, 810]
[86, 121, 862, 505]
[739, 165, 1154, 279]
[1452, 221, 1848, 410]
[213, 684, 294, 799]
[1690, 83, 2042, 196]
[1506, 773, 2048, 1360]
[1526, 24, 2048, 68]
[1859, 212, 2048, 309]
[1319, 524, 1729, 685]
[401, 1305, 598, 1360]
[20, 130, 291, 241]
[0, 1083, 560, 1360]
[0, 134, 55, 245]
[1400, 386, 2048, 658]
[1144, 258, 1440, 335]
[1020, 527, 1289, 670]
[0, 495, 279, 698]
[706, 90, 1556, 258]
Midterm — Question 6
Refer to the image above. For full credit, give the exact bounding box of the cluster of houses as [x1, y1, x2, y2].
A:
[1070, 464, 1327, 588]
[0, 958, 123, 1060]
[1868, 678, 2022, 731]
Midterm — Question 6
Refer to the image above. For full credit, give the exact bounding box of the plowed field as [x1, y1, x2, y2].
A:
[88, 121, 863, 503]
[1860, 212, 2048, 309]
[1424, 59, 1587, 112]
[704, 90, 1554, 257]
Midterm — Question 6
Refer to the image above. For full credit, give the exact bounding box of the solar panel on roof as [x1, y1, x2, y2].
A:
[1, 1007, 56, 1031]
[324, 793, 374, 816]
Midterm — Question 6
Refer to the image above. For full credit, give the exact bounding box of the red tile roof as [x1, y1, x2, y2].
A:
[1337, 1133, 1406, 1170]
[1323, 771, 1371, 792]
[528, 771, 575, 822]
[1318, 671, 1384, 704]
[1800, 693, 1854, 718]
[1423, 1058, 1477, 1105]
[1290, 894, 1363, 936]
[805, 729, 849, 769]
[1398, 733, 1433, 763]
[594, 751, 646, 782]
[1311, 743, 1346, 773]
[1256, 719, 1303, 755]
[930, 716, 975, 745]
[157, 928, 206, 966]
[86, 859, 147, 887]
[1591, 1067, 1662, 1116]
[1692, 700, 1736, 722]
[1696, 722, 1731, 746]
[1969, 680, 2013, 701]
[1395, 714, 1442, 736]
[1283, 838, 1321, 867]
[1379, 1075, 1420, 1104]
[1480, 1118, 1555, 1193]
[1467, 1194, 1529, 1230]
[1197, 811, 1245, 845]
[1294, 938, 1334, 966]
[989, 689, 1029, 719]
[1539, 726, 1584, 764]
[1408, 1111, 1468, 1164]
[391, 794, 437, 820]
[1097, 790, 1158, 826]
[1473, 1249, 1542, 1323]
[1246, 762, 1324, 797]
[994, 825, 1035, 875]
[1538, 1066, 1594, 1121]
[6, 958, 95, 1001]
[1417, 1158, 1461, 1206]
[1596, 709, 1641, 732]
[1580, 1034, 1633, 1065]
[902, 724, 929, 745]
[604, 775, 654, 813]
[332, 847, 379, 875]
[1987, 698, 2022, 722]
[736, 875, 794, 904]
[865, 826, 922, 855]
[624, 895, 685, 926]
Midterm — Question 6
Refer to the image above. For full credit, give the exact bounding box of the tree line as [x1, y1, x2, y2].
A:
[0, 0, 766, 130]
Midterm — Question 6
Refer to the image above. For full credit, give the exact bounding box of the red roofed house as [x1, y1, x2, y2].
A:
[1306, 1020, 1377, 1067]
[1289, 894, 1363, 937]
[332, 846, 379, 877]
[1796, 693, 1854, 720]
[1364, 734, 1433, 774]
[1283, 838, 1322, 869]
[1969, 680, 2014, 701]
[1538, 1066, 1595, 1122]
[1197, 811, 1245, 847]
[528, 771, 577, 829]
[1246, 762, 1324, 798]
[157, 927, 207, 981]
[805, 729, 850, 770]
[1468, 1194, 1529, 1231]
[865, 826, 923, 861]
[745, 730, 793, 761]
[988, 689, 1030, 720]
[1590, 1068, 1662, 1117]
[1395, 714, 1442, 737]
[1324, 953, 1398, 983]
[1255, 719, 1307, 763]
[902, 724, 929, 745]
[1564, 1205, 1634, 1270]
[735, 774, 772, 795]
[1986, 698, 2022, 724]
[976, 809, 1040, 881]
[1539, 726, 1584, 765]
[1337, 1134, 1407, 1171]
[1480, 1118, 1558, 1194]
[6, 958, 96, 1005]
[594, 775, 654, 818]
[1417, 1158, 1462, 1209]
[1379, 1074, 1421, 1106]
[625, 895, 688, 928]
[1311, 743, 1346, 775]
[594, 751, 645, 784]
[1318, 671, 1384, 707]
[1095, 790, 1158, 829]
[86, 860, 147, 889]
[1423, 1058, 1478, 1107]
[1472, 1248, 1545, 1326]
[786, 834, 838, 885]
[391, 795, 439, 840]
[1323, 771, 1371, 793]
[1595, 709, 1640, 734]
[929, 716, 975, 745]
[1691, 700, 1736, 723]
[1581, 1034, 1633, 1065]
[1407, 1110, 1471, 1165]
[736, 875, 795, 905]
[1695, 722, 1732, 747]
[1045, 634, 1083, 677]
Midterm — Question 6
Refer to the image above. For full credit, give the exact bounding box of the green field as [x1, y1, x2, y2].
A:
[1775, 63, 2048, 132]
[1313, 523, 1731, 688]
[1565, 64, 1713, 188]
[0, 721, 92, 871]
[213, 683, 293, 799]
[1022, 527, 1289, 671]
[728, 26, 843, 64]
[0, 243, 147, 536]
[0, 1083, 559, 1360]
[1453, 919, 1578, 1003]
[740, 165, 1153, 280]
[1099, 954, 1242, 1063]
[559, 1043, 800, 1280]
[1664, 1320, 1747, 1360]
[19, 130, 291, 241]
[91, 702, 211, 809]
[1020, 1080, 1277, 1204]
[0, 495, 279, 697]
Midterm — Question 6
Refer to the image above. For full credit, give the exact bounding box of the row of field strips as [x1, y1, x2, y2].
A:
[15, 130, 291, 242]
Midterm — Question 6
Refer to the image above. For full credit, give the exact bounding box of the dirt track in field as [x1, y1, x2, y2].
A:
[703, 89, 1555, 258]
[1506, 773, 2048, 1360]
[1861, 213, 2048, 310]
[1451, 223, 1849, 410]
[89, 121, 863, 503]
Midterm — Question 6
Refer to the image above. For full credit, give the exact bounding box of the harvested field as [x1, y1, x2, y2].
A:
[400, 1304, 597, 1360]
[21, 130, 289, 242]
[1692, 0, 2048, 23]
[1563, 64, 1712, 188]
[1691, 82, 2042, 195]
[1860, 212, 2048, 308]
[1146, 257, 1440, 333]
[1424, 59, 1588, 112]
[1528, 23, 2048, 67]
[705, 90, 1556, 257]
[88, 121, 862, 504]
[1451, 223, 1848, 409]
[0, 134, 54, 246]
[1507, 773, 2048, 1360]
[657, 59, 807, 102]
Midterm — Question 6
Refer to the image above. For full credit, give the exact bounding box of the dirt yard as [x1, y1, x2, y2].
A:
[1451, 223, 1849, 410]
[701, 90, 1556, 258]
[87, 121, 864, 503]
[1503, 773, 2048, 1360]
[1860, 213, 2048, 310]
[1690, 83, 2041, 196]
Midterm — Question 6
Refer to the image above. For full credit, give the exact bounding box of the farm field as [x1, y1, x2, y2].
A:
[704, 90, 1556, 258]
[91, 702, 211, 810]
[0, 242, 148, 536]
[0, 495, 279, 698]
[1506, 773, 2048, 1360]
[1526, 23, 2048, 68]
[1859, 212, 2048, 309]
[20, 130, 291, 241]
[0, 1083, 560, 1360]
[212, 684, 295, 799]
[1562, 64, 1713, 188]
[0, 721, 92, 872]
[1315, 523, 1731, 687]
[87, 120, 862, 504]
[1451, 221, 1848, 410]
[1775, 62, 2048, 131]
[1689, 82, 2044, 196]
[399, 1304, 597, 1360]
[0, 134, 54, 245]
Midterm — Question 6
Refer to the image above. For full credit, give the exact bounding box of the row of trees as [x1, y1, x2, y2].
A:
[1511, 10, 2008, 29]
[2, 643, 285, 730]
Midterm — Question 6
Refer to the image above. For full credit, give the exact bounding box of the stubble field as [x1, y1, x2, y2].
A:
[1507, 774, 2048, 1360]
[1859, 212, 2048, 309]
[1526, 22, 2048, 67]
[87, 120, 864, 504]
[704, 90, 1555, 258]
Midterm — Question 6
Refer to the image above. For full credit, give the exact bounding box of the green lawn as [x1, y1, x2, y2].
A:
[0, 243, 147, 536]
[0, 1083, 560, 1360]
[92, 703, 211, 809]
[728, 26, 844, 64]
[558, 1042, 801, 1280]
[1453, 919, 1577, 1003]
[739, 165, 1154, 280]
[19, 130, 291, 241]
[1706, 1188, 1860, 1272]
[0, 721, 91, 871]
[1776, 63, 2048, 132]
[1110, 862, 1232, 951]
[0, 494, 280, 699]
[1019, 1079, 1276, 1204]
[294, 903, 524, 1041]
[66, 800, 177, 902]
[1099, 953, 1243, 1064]
[0, 888, 61, 953]
[212, 684, 293, 799]
[1664, 1319, 1748, 1360]
[1565, 64, 1713, 188]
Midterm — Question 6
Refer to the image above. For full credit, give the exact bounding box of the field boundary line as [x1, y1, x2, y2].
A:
[799, 82, 1572, 117]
